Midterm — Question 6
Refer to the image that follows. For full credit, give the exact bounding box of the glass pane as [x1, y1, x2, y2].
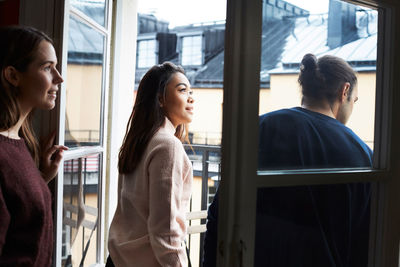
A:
[255, 183, 370, 266]
[62, 154, 102, 267]
[137, 39, 157, 68]
[182, 35, 202, 66]
[65, 16, 105, 147]
[70, 0, 106, 27]
[258, 0, 377, 170]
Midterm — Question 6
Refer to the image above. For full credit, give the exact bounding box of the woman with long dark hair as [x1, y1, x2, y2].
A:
[0, 25, 67, 266]
[108, 62, 195, 266]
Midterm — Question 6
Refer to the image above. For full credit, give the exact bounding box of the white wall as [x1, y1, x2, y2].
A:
[104, 0, 138, 257]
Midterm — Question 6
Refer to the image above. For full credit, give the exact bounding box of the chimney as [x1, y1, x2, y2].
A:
[157, 33, 177, 63]
[327, 0, 358, 49]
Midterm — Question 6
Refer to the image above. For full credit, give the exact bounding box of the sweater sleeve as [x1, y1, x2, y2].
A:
[147, 139, 187, 267]
[0, 173, 11, 256]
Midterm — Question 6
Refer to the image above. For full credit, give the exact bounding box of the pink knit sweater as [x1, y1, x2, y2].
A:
[108, 118, 193, 267]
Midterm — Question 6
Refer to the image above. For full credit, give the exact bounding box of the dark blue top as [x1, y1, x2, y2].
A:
[258, 107, 372, 169]
[203, 107, 373, 267]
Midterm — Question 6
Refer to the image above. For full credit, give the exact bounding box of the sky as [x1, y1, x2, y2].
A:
[138, 0, 329, 28]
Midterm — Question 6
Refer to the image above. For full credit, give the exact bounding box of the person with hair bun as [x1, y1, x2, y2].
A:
[0, 25, 67, 266]
[298, 53, 359, 125]
[204, 54, 372, 267]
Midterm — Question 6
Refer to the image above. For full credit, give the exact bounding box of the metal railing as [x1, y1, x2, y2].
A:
[189, 132, 222, 146]
[184, 144, 221, 267]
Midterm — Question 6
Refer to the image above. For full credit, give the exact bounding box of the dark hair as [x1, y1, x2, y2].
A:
[298, 53, 357, 105]
[118, 62, 188, 174]
[0, 25, 53, 165]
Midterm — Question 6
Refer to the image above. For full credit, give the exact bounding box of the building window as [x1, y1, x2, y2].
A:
[181, 35, 202, 66]
[137, 39, 157, 68]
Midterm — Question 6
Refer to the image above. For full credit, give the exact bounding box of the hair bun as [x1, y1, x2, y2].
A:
[300, 53, 317, 72]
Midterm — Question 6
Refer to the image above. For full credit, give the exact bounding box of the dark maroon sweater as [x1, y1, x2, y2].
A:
[0, 134, 53, 267]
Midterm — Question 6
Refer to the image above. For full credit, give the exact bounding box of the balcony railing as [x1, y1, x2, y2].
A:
[184, 144, 221, 267]
[61, 144, 221, 266]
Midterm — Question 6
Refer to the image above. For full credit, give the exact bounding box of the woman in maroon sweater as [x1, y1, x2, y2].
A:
[0, 26, 68, 266]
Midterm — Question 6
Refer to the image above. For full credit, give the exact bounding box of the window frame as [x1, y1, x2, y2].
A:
[52, 0, 112, 265]
[218, 0, 400, 266]
[104, 0, 138, 264]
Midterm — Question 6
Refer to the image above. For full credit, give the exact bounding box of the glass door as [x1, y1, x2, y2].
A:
[55, 1, 112, 266]
[218, 0, 400, 266]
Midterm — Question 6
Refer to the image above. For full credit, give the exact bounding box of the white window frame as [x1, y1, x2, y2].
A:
[57, 2, 113, 265]
[218, 0, 400, 266]
[105, 0, 138, 261]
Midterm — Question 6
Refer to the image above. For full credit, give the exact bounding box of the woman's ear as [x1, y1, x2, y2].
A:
[3, 66, 20, 87]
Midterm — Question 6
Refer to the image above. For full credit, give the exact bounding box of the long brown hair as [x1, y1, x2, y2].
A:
[118, 62, 189, 174]
[0, 25, 53, 165]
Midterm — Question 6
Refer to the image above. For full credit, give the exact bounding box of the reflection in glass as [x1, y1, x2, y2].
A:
[70, 0, 106, 26]
[258, 0, 377, 171]
[65, 16, 105, 147]
[255, 183, 370, 266]
[62, 154, 101, 267]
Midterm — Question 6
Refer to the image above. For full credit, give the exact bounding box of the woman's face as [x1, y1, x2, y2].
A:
[162, 72, 194, 127]
[16, 40, 63, 113]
